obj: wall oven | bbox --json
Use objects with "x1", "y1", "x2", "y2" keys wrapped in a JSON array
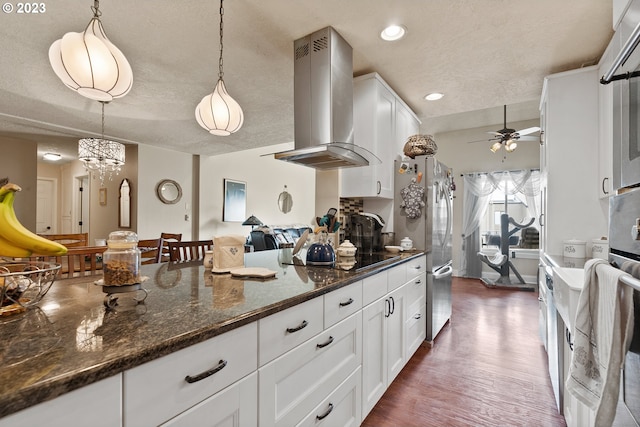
[
  {"x1": 603, "y1": 0, "x2": 640, "y2": 190},
  {"x1": 609, "y1": 189, "x2": 640, "y2": 426}
]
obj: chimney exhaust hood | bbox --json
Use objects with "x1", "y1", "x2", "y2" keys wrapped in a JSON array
[{"x1": 274, "y1": 27, "x2": 379, "y2": 169}]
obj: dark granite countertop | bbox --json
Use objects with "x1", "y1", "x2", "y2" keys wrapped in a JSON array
[{"x1": 0, "y1": 248, "x2": 423, "y2": 418}]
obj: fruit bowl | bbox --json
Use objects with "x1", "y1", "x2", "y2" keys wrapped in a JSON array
[{"x1": 0, "y1": 261, "x2": 61, "y2": 316}]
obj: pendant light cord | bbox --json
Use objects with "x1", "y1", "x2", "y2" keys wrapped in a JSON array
[
  {"x1": 91, "y1": 0, "x2": 101, "y2": 18},
  {"x1": 218, "y1": 0, "x2": 224, "y2": 80}
]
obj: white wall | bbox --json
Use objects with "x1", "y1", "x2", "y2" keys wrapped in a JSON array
[
  {"x1": 433, "y1": 118, "x2": 541, "y2": 276},
  {"x1": 137, "y1": 144, "x2": 194, "y2": 240},
  {"x1": 199, "y1": 142, "x2": 317, "y2": 240},
  {"x1": 0, "y1": 136, "x2": 38, "y2": 229}
]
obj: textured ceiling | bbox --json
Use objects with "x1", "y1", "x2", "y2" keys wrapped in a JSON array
[{"x1": 0, "y1": 0, "x2": 613, "y2": 163}]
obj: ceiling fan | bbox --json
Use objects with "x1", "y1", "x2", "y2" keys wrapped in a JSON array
[{"x1": 469, "y1": 105, "x2": 540, "y2": 153}]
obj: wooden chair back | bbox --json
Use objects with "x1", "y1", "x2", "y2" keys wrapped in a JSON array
[
  {"x1": 138, "y1": 238, "x2": 163, "y2": 264},
  {"x1": 160, "y1": 233, "x2": 182, "y2": 261},
  {"x1": 31, "y1": 246, "x2": 106, "y2": 279},
  {"x1": 37, "y1": 233, "x2": 89, "y2": 248},
  {"x1": 168, "y1": 240, "x2": 213, "y2": 262}
]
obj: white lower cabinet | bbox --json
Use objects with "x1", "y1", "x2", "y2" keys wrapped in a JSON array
[
  {"x1": 405, "y1": 296, "x2": 426, "y2": 357},
  {"x1": 0, "y1": 374, "x2": 122, "y2": 427},
  {"x1": 258, "y1": 311, "x2": 362, "y2": 427},
  {"x1": 1, "y1": 258, "x2": 430, "y2": 427},
  {"x1": 123, "y1": 322, "x2": 258, "y2": 427},
  {"x1": 161, "y1": 372, "x2": 257, "y2": 427},
  {"x1": 296, "y1": 367, "x2": 362, "y2": 427},
  {"x1": 405, "y1": 271, "x2": 427, "y2": 357},
  {"x1": 361, "y1": 281, "x2": 408, "y2": 418}
]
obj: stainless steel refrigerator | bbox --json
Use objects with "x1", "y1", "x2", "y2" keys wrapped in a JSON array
[{"x1": 394, "y1": 157, "x2": 453, "y2": 342}]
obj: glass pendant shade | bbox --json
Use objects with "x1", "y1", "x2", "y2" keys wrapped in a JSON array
[
  {"x1": 195, "y1": 79, "x2": 244, "y2": 136},
  {"x1": 490, "y1": 141, "x2": 502, "y2": 153},
  {"x1": 505, "y1": 140, "x2": 517, "y2": 152},
  {"x1": 49, "y1": 16, "x2": 133, "y2": 102}
]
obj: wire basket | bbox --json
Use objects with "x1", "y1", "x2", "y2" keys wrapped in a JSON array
[
  {"x1": 403, "y1": 134, "x2": 438, "y2": 159},
  {"x1": 0, "y1": 261, "x2": 61, "y2": 316}
]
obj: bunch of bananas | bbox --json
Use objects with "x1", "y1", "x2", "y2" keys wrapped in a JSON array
[{"x1": 0, "y1": 182, "x2": 67, "y2": 258}]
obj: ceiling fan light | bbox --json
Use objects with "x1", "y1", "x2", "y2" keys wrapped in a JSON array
[
  {"x1": 196, "y1": 79, "x2": 244, "y2": 136},
  {"x1": 490, "y1": 141, "x2": 502, "y2": 153},
  {"x1": 505, "y1": 141, "x2": 517, "y2": 152}
]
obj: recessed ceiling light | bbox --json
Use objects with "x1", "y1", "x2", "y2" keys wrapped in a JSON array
[
  {"x1": 43, "y1": 153, "x2": 62, "y2": 161},
  {"x1": 424, "y1": 92, "x2": 444, "y2": 101},
  {"x1": 380, "y1": 25, "x2": 406, "y2": 41}
]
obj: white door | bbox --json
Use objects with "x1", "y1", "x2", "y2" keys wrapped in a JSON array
[{"x1": 36, "y1": 178, "x2": 56, "y2": 234}]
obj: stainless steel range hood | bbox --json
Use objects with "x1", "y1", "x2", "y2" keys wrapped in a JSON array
[{"x1": 274, "y1": 27, "x2": 378, "y2": 169}]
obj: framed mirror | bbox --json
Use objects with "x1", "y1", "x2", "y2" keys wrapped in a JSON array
[
  {"x1": 119, "y1": 178, "x2": 131, "y2": 228},
  {"x1": 277, "y1": 185, "x2": 293, "y2": 213},
  {"x1": 156, "y1": 179, "x2": 182, "y2": 204}
]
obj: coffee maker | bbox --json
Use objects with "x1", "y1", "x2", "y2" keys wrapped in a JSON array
[{"x1": 344, "y1": 213, "x2": 385, "y2": 254}]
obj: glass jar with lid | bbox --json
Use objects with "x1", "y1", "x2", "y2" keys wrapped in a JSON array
[{"x1": 103, "y1": 231, "x2": 141, "y2": 286}]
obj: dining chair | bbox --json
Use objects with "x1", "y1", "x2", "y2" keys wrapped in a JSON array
[
  {"x1": 160, "y1": 233, "x2": 182, "y2": 261},
  {"x1": 36, "y1": 233, "x2": 89, "y2": 248},
  {"x1": 168, "y1": 240, "x2": 213, "y2": 262},
  {"x1": 138, "y1": 238, "x2": 163, "y2": 264},
  {"x1": 31, "y1": 245, "x2": 106, "y2": 279}
]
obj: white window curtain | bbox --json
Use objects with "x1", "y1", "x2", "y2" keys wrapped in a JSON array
[{"x1": 460, "y1": 169, "x2": 541, "y2": 278}]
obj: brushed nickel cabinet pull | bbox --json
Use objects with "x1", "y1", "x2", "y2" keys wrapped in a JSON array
[
  {"x1": 184, "y1": 359, "x2": 227, "y2": 384},
  {"x1": 286, "y1": 320, "x2": 308, "y2": 333}
]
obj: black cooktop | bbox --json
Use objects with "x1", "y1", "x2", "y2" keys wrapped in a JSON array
[{"x1": 345, "y1": 252, "x2": 401, "y2": 271}]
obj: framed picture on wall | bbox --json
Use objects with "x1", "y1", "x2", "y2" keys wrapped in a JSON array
[{"x1": 223, "y1": 179, "x2": 246, "y2": 222}]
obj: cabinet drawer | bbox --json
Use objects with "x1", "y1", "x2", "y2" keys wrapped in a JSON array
[
  {"x1": 259, "y1": 296, "x2": 324, "y2": 366},
  {"x1": 406, "y1": 298, "x2": 426, "y2": 357},
  {"x1": 387, "y1": 264, "x2": 407, "y2": 292},
  {"x1": 296, "y1": 367, "x2": 362, "y2": 427},
  {"x1": 161, "y1": 372, "x2": 257, "y2": 427},
  {"x1": 363, "y1": 270, "x2": 388, "y2": 306},
  {"x1": 324, "y1": 281, "x2": 362, "y2": 328},
  {"x1": 405, "y1": 255, "x2": 427, "y2": 279},
  {"x1": 123, "y1": 322, "x2": 257, "y2": 427},
  {"x1": 259, "y1": 312, "x2": 362, "y2": 427},
  {"x1": 405, "y1": 272, "x2": 426, "y2": 306},
  {"x1": 0, "y1": 375, "x2": 122, "y2": 427}
]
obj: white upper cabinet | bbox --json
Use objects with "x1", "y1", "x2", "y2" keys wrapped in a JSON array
[
  {"x1": 613, "y1": 0, "x2": 634, "y2": 29},
  {"x1": 598, "y1": 31, "x2": 620, "y2": 198},
  {"x1": 539, "y1": 66, "x2": 608, "y2": 256},
  {"x1": 341, "y1": 73, "x2": 419, "y2": 199}
]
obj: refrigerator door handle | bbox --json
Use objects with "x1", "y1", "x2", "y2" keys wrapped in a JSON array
[{"x1": 433, "y1": 265, "x2": 453, "y2": 279}]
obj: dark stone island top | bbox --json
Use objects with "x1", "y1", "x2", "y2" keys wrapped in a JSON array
[{"x1": 0, "y1": 248, "x2": 423, "y2": 418}]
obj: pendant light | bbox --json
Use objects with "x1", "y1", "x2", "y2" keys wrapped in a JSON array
[
  {"x1": 195, "y1": 0, "x2": 244, "y2": 136},
  {"x1": 49, "y1": 0, "x2": 133, "y2": 102},
  {"x1": 78, "y1": 102, "x2": 125, "y2": 187}
]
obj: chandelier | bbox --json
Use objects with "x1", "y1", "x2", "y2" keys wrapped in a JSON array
[
  {"x1": 78, "y1": 102, "x2": 125, "y2": 187},
  {"x1": 195, "y1": 0, "x2": 244, "y2": 135},
  {"x1": 49, "y1": 0, "x2": 133, "y2": 102}
]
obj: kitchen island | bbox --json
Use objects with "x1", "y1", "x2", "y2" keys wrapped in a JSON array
[{"x1": 0, "y1": 248, "x2": 426, "y2": 425}]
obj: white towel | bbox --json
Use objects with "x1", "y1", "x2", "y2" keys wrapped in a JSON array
[{"x1": 565, "y1": 259, "x2": 635, "y2": 427}]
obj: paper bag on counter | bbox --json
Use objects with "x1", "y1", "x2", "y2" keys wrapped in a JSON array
[{"x1": 212, "y1": 235, "x2": 245, "y2": 273}]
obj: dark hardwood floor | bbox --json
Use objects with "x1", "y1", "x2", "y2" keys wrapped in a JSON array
[{"x1": 361, "y1": 277, "x2": 567, "y2": 427}]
